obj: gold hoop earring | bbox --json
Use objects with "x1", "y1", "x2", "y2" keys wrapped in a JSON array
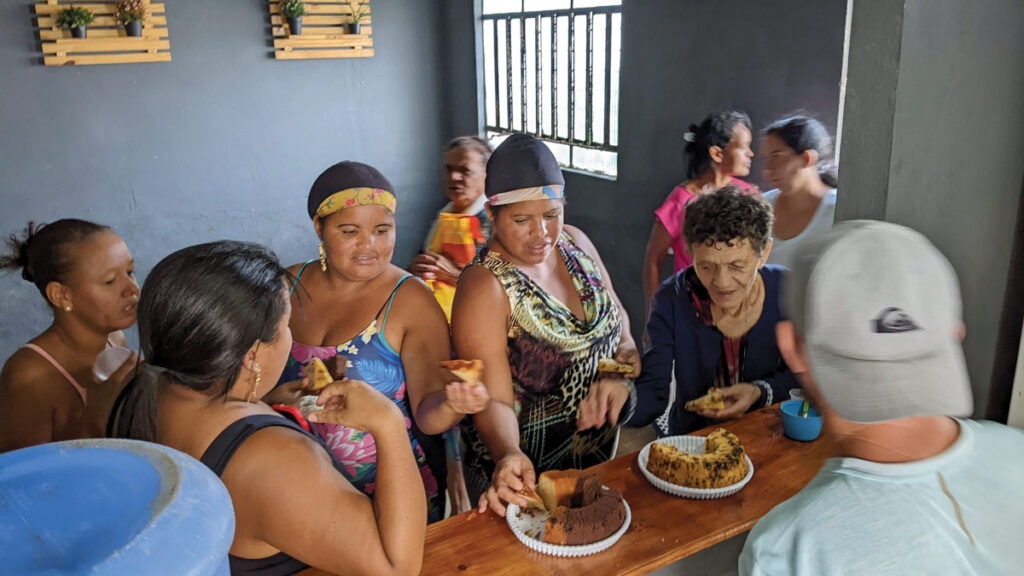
[
  {"x1": 248, "y1": 362, "x2": 261, "y2": 403},
  {"x1": 318, "y1": 241, "x2": 328, "y2": 272}
]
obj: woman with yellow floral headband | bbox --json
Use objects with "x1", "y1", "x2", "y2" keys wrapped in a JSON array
[
  {"x1": 270, "y1": 161, "x2": 490, "y2": 523},
  {"x1": 451, "y1": 135, "x2": 641, "y2": 516}
]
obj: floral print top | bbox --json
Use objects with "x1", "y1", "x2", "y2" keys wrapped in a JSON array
[{"x1": 279, "y1": 270, "x2": 443, "y2": 522}]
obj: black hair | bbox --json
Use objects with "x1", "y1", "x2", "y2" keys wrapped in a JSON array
[
  {"x1": 109, "y1": 241, "x2": 289, "y2": 442},
  {"x1": 763, "y1": 115, "x2": 838, "y2": 187},
  {"x1": 443, "y1": 135, "x2": 493, "y2": 164},
  {"x1": 683, "y1": 185, "x2": 774, "y2": 254},
  {"x1": 0, "y1": 219, "x2": 112, "y2": 305},
  {"x1": 684, "y1": 109, "x2": 752, "y2": 180}
]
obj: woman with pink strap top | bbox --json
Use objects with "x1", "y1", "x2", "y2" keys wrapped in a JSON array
[
  {"x1": 642, "y1": 110, "x2": 757, "y2": 317},
  {"x1": 0, "y1": 219, "x2": 139, "y2": 452}
]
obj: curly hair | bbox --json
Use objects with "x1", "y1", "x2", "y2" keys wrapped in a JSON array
[{"x1": 683, "y1": 185, "x2": 774, "y2": 253}]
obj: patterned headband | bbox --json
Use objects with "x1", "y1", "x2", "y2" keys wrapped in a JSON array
[
  {"x1": 315, "y1": 187, "x2": 397, "y2": 219},
  {"x1": 487, "y1": 185, "x2": 565, "y2": 207}
]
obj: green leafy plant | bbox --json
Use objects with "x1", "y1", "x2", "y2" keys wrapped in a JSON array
[
  {"x1": 55, "y1": 6, "x2": 96, "y2": 29},
  {"x1": 348, "y1": 1, "x2": 368, "y2": 24},
  {"x1": 115, "y1": 0, "x2": 147, "y2": 24},
  {"x1": 280, "y1": 0, "x2": 306, "y2": 19}
]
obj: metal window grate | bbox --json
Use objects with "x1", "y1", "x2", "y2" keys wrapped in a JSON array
[{"x1": 482, "y1": 2, "x2": 621, "y2": 177}]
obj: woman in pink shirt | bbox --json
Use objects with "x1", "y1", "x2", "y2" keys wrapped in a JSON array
[{"x1": 642, "y1": 110, "x2": 755, "y2": 314}]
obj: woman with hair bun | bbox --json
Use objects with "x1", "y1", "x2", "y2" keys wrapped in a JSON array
[
  {"x1": 0, "y1": 219, "x2": 139, "y2": 452},
  {"x1": 759, "y1": 115, "x2": 839, "y2": 269},
  {"x1": 643, "y1": 109, "x2": 756, "y2": 313}
]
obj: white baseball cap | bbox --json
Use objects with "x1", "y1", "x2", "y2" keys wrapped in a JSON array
[{"x1": 785, "y1": 220, "x2": 973, "y2": 423}]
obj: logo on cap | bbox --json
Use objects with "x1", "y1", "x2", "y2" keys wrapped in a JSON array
[{"x1": 873, "y1": 307, "x2": 920, "y2": 334}]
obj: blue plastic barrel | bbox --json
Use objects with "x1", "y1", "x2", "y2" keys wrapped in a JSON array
[{"x1": 0, "y1": 439, "x2": 235, "y2": 575}]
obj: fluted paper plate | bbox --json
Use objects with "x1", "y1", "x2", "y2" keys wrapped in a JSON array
[
  {"x1": 506, "y1": 496, "x2": 631, "y2": 557},
  {"x1": 638, "y1": 435, "x2": 754, "y2": 499}
]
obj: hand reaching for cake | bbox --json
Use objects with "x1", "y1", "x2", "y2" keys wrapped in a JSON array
[
  {"x1": 261, "y1": 377, "x2": 314, "y2": 407},
  {"x1": 577, "y1": 378, "x2": 631, "y2": 430},
  {"x1": 478, "y1": 450, "x2": 537, "y2": 516}
]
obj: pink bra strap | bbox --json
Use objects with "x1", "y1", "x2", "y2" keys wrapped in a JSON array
[{"x1": 22, "y1": 343, "x2": 87, "y2": 405}]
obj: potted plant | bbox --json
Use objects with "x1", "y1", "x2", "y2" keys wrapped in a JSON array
[
  {"x1": 348, "y1": 1, "x2": 367, "y2": 34},
  {"x1": 280, "y1": 0, "x2": 305, "y2": 36},
  {"x1": 55, "y1": 6, "x2": 95, "y2": 39},
  {"x1": 115, "y1": 0, "x2": 147, "y2": 37}
]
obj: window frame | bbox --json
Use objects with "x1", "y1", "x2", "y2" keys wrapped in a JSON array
[{"x1": 480, "y1": 1, "x2": 621, "y2": 178}]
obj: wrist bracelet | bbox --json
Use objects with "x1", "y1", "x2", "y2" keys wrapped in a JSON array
[{"x1": 752, "y1": 380, "x2": 772, "y2": 408}]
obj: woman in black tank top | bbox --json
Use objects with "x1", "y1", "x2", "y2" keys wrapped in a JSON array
[{"x1": 109, "y1": 241, "x2": 426, "y2": 576}]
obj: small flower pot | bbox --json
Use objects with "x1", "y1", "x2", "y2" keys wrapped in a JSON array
[
  {"x1": 349, "y1": 22, "x2": 361, "y2": 34},
  {"x1": 70, "y1": 26, "x2": 87, "y2": 39},
  {"x1": 125, "y1": 20, "x2": 142, "y2": 37},
  {"x1": 287, "y1": 16, "x2": 302, "y2": 36}
]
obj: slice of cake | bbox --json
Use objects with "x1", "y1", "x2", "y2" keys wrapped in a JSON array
[
  {"x1": 440, "y1": 359, "x2": 484, "y2": 385},
  {"x1": 684, "y1": 388, "x2": 726, "y2": 412},
  {"x1": 516, "y1": 484, "x2": 545, "y2": 511},
  {"x1": 308, "y1": 356, "x2": 347, "y2": 390}
]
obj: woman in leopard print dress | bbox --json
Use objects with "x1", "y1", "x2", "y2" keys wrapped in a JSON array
[{"x1": 451, "y1": 134, "x2": 640, "y2": 515}]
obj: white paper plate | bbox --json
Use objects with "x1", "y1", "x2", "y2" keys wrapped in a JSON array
[
  {"x1": 506, "y1": 495, "x2": 631, "y2": 557},
  {"x1": 638, "y1": 435, "x2": 754, "y2": 499}
]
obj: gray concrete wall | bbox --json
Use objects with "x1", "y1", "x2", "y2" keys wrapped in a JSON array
[
  {"x1": 440, "y1": 0, "x2": 484, "y2": 138},
  {"x1": 563, "y1": 0, "x2": 847, "y2": 342},
  {"x1": 838, "y1": 0, "x2": 1024, "y2": 416},
  {"x1": 0, "y1": 0, "x2": 449, "y2": 360},
  {"x1": 834, "y1": 0, "x2": 904, "y2": 220}
]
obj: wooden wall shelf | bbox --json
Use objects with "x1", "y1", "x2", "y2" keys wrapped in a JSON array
[
  {"x1": 269, "y1": 1, "x2": 374, "y2": 60},
  {"x1": 35, "y1": 1, "x2": 171, "y2": 66}
]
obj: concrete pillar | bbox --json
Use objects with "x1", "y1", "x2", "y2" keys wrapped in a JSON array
[{"x1": 837, "y1": 0, "x2": 1024, "y2": 416}]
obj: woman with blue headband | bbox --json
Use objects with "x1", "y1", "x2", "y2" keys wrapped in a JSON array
[{"x1": 450, "y1": 134, "x2": 640, "y2": 516}]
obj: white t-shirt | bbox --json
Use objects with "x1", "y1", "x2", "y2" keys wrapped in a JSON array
[
  {"x1": 762, "y1": 188, "x2": 837, "y2": 269},
  {"x1": 739, "y1": 419, "x2": 1024, "y2": 576}
]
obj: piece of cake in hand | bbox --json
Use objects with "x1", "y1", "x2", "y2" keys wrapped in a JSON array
[
  {"x1": 440, "y1": 359, "x2": 484, "y2": 386},
  {"x1": 516, "y1": 485, "x2": 546, "y2": 511},
  {"x1": 597, "y1": 358, "x2": 633, "y2": 374},
  {"x1": 684, "y1": 388, "x2": 726, "y2": 412},
  {"x1": 308, "y1": 356, "x2": 347, "y2": 390}
]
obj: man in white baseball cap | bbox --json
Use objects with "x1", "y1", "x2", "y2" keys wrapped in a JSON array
[{"x1": 740, "y1": 220, "x2": 1024, "y2": 575}]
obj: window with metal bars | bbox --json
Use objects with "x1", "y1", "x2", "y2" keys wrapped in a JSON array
[{"x1": 481, "y1": 0, "x2": 622, "y2": 178}]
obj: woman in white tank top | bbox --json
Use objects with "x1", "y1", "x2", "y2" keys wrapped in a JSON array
[{"x1": 759, "y1": 116, "x2": 839, "y2": 270}]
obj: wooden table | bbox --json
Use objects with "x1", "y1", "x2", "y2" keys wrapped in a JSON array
[{"x1": 300, "y1": 405, "x2": 833, "y2": 576}]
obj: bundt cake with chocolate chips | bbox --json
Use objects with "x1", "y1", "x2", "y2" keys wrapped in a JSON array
[{"x1": 646, "y1": 428, "x2": 748, "y2": 489}]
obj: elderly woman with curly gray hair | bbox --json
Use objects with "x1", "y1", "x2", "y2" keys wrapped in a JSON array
[{"x1": 628, "y1": 186, "x2": 796, "y2": 436}]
